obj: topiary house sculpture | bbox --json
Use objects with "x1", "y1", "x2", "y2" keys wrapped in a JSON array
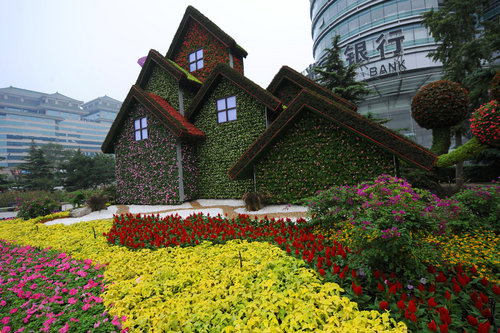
[{"x1": 102, "y1": 5, "x2": 438, "y2": 205}]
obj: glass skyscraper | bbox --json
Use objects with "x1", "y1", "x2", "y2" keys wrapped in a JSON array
[
  {"x1": 0, "y1": 86, "x2": 121, "y2": 168},
  {"x1": 310, "y1": 0, "x2": 446, "y2": 148}
]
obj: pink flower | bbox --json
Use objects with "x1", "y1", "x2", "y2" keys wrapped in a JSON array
[
  {"x1": 1, "y1": 317, "x2": 9, "y2": 325},
  {"x1": 8, "y1": 309, "x2": 16, "y2": 315},
  {"x1": 67, "y1": 298, "x2": 77, "y2": 305},
  {"x1": 58, "y1": 323, "x2": 70, "y2": 333},
  {"x1": 1, "y1": 326, "x2": 11, "y2": 333},
  {"x1": 68, "y1": 288, "x2": 78, "y2": 296}
]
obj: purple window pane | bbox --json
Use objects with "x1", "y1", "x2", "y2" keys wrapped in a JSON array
[
  {"x1": 142, "y1": 129, "x2": 148, "y2": 140},
  {"x1": 218, "y1": 111, "x2": 227, "y2": 123},
  {"x1": 227, "y1": 108, "x2": 237, "y2": 121},
  {"x1": 134, "y1": 119, "x2": 140, "y2": 130},
  {"x1": 135, "y1": 130, "x2": 141, "y2": 141},
  {"x1": 217, "y1": 99, "x2": 226, "y2": 111},
  {"x1": 227, "y1": 96, "x2": 236, "y2": 108},
  {"x1": 141, "y1": 117, "x2": 147, "y2": 128}
]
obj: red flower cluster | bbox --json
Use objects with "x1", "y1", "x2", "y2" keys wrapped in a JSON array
[{"x1": 471, "y1": 100, "x2": 500, "y2": 148}]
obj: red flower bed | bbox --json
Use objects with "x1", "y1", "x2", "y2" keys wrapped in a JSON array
[{"x1": 104, "y1": 213, "x2": 499, "y2": 332}]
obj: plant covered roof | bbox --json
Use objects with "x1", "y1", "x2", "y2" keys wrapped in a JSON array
[
  {"x1": 166, "y1": 6, "x2": 247, "y2": 60},
  {"x1": 101, "y1": 86, "x2": 204, "y2": 153}
]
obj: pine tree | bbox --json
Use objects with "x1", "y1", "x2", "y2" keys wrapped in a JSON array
[
  {"x1": 21, "y1": 140, "x2": 53, "y2": 190},
  {"x1": 313, "y1": 35, "x2": 371, "y2": 105}
]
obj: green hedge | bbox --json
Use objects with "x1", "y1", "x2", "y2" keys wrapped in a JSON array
[
  {"x1": 193, "y1": 78, "x2": 267, "y2": 198},
  {"x1": 255, "y1": 111, "x2": 394, "y2": 203}
]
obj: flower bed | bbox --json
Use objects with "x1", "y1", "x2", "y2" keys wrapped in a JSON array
[
  {"x1": 0, "y1": 187, "x2": 498, "y2": 332},
  {"x1": 0, "y1": 241, "x2": 125, "y2": 332},
  {"x1": 0, "y1": 217, "x2": 404, "y2": 332}
]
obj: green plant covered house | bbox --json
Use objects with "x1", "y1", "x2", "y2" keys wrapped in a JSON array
[{"x1": 102, "y1": 6, "x2": 438, "y2": 205}]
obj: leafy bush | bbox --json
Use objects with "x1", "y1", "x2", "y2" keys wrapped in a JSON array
[
  {"x1": 471, "y1": 100, "x2": 500, "y2": 147},
  {"x1": 451, "y1": 181, "x2": 500, "y2": 232},
  {"x1": 411, "y1": 80, "x2": 469, "y2": 129},
  {"x1": 86, "y1": 193, "x2": 108, "y2": 211},
  {"x1": 68, "y1": 190, "x2": 86, "y2": 208},
  {"x1": 100, "y1": 184, "x2": 117, "y2": 205},
  {"x1": 302, "y1": 175, "x2": 468, "y2": 281},
  {"x1": 16, "y1": 198, "x2": 59, "y2": 220}
]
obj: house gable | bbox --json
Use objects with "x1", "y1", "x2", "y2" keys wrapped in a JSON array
[
  {"x1": 254, "y1": 110, "x2": 395, "y2": 203},
  {"x1": 135, "y1": 49, "x2": 201, "y2": 111},
  {"x1": 166, "y1": 6, "x2": 247, "y2": 81},
  {"x1": 190, "y1": 71, "x2": 274, "y2": 198},
  {"x1": 101, "y1": 85, "x2": 204, "y2": 154},
  {"x1": 229, "y1": 89, "x2": 438, "y2": 181},
  {"x1": 186, "y1": 63, "x2": 282, "y2": 121}
]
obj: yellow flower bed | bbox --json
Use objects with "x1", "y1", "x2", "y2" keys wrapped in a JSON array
[
  {"x1": 317, "y1": 224, "x2": 499, "y2": 283},
  {"x1": 423, "y1": 228, "x2": 499, "y2": 283},
  {"x1": 0, "y1": 218, "x2": 406, "y2": 333}
]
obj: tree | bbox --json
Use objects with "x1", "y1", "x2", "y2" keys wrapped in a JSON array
[
  {"x1": 62, "y1": 150, "x2": 115, "y2": 191},
  {"x1": 21, "y1": 140, "x2": 54, "y2": 191},
  {"x1": 62, "y1": 149, "x2": 94, "y2": 191},
  {"x1": 411, "y1": 80, "x2": 469, "y2": 155},
  {"x1": 0, "y1": 157, "x2": 10, "y2": 191},
  {"x1": 422, "y1": 0, "x2": 500, "y2": 84},
  {"x1": 89, "y1": 153, "x2": 115, "y2": 186},
  {"x1": 40, "y1": 143, "x2": 72, "y2": 187},
  {"x1": 313, "y1": 35, "x2": 371, "y2": 105}
]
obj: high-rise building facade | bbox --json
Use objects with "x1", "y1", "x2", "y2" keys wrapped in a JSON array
[
  {"x1": 0, "y1": 86, "x2": 121, "y2": 168},
  {"x1": 311, "y1": 0, "x2": 445, "y2": 148}
]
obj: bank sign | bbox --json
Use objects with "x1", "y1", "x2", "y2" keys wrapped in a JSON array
[{"x1": 343, "y1": 29, "x2": 406, "y2": 78}]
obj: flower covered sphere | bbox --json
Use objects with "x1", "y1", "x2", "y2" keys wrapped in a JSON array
[
  {"x1": 411, "y1": 80, "x2": 469, "y2": 129},
  {"x1": 471, "y1": 100, "x2": 500, "y2": 147}
]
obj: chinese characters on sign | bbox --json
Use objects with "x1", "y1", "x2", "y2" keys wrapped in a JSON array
[{"x1": 344, "y1": 29, "x2": 406, "y2": 78}]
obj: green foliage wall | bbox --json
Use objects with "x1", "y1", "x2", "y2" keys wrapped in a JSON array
[
  {"x1": 193, "y1": 78, "x2": 267, "y2": 198},
  {"x1": 115, "y1": 104, "x2": 199, "y2": 204},
  {"x1": 255, "y1": 112, "x2": 394, "y2": 203},
  {"x1": 144, "y1": 67, "x2": 180, "y2": 110}
]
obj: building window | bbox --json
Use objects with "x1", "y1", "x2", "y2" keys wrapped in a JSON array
[
  {"x1": 217, "y1": 96, "x2": 237, "y2": 123},
  {"x1": 134, "y1": 117, "x2": 148, "y2": 141},
  {"x1": 189, "y1": 49, "x2": 204, "y2": 72}
]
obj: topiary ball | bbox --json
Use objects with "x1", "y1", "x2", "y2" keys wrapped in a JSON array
[
  {"x1": 491, "y1": 69, "x2": 500, "y2": 101},
  {"x1": 471, "y1": 100, "x2": 500, "y2": 147},
  {"x1": 411, "y1": 80, "x2": 469, "y2": 129}
]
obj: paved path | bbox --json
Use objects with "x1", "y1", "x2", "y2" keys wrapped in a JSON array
[{"x1": 44, "y1": 199, "x2": 309, "y2": 226}]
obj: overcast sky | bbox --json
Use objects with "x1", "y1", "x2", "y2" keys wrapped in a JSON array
[{"x1": 0, "y1": 0, "x2": 314, "y2": 103}]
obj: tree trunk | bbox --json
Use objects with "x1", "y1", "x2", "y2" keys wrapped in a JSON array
[
  {"x1": 431, "y1": 127, "x2": 451, "y2": 156},
  {"x1": 455, "y1": 132, "x2": 464, "y2": 189}
]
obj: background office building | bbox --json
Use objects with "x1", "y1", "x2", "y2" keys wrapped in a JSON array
[
  {"x1": 0, "y1": 86, "x2": 121, "y2": 168},
  {"x1": 310, "y1": 0, "x2": 499, "y2": 148},
  {"x1": 310, "y1": 0, "x2": 449, "y2": 148}
]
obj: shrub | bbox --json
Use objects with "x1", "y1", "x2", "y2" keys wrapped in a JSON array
[
  {"x1": 16, "y1": 198, "x2": 59, "y2": 220},
  {"x1": 490, "y1": 68, "x2": 500, "y2": 101},
  {"x1": 86, "y1": 193, "x2": 108, "y2": 211},
  {"x1": 411, "y1": 80, "x2": 469, "y2": 129},
  {"x1": 68, "y1": 190, "x2": 86, "y2": 208},
  {"x1": 471, "y1": 100, "x2": 500, "y2": 147},
  {"x1": 303, "y1": 175, "x2": 467, "y2": 281},
  {"x1": 100, "y1": 184, "x2": 117, "y2": 204},
  {"x1": 451, "y1": 181, "x2": 500, "y2": 232}
]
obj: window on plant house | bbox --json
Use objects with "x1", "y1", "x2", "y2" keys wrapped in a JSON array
[
  {"x1": 134, "y1": 117, "x2": 148, "y2": 141},
  {"x1": 189, "y1": 49, "x2": 204, "y2": 72},
  {"x1": 217, "y1": 96, "x2": 237, "y2": 123}
]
